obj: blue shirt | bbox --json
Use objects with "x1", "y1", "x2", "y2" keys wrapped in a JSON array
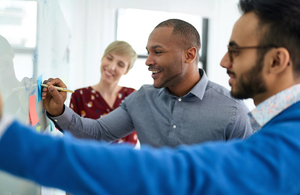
[
  {"x1": 48, "y1": 69, "x2": 252, "y2": 147},
  {"x1": 0, "y1": 94, "x2": 300, "y2": 194}
]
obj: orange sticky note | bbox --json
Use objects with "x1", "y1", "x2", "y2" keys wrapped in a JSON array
[{"x1": 29, "y1": 95, "x2": 39, "y2": 126}]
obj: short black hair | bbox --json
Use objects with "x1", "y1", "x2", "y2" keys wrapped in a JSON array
[
  {"x1": 155, "y1": 19, "x2": 201, "y2": 62},
  {"x1": 239, "y1": 0, "x2": 300, "y2": 76}
]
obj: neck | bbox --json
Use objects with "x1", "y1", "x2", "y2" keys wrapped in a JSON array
[
  {"x1": 253, "y1": 75, "x2": 299, "y2": 106},
  {"x1": 168, "y1": 67, "x2": 200, "y2": 97},
  {"x1": 93, "y1": 80, "x2": 121, "y2": 96}
]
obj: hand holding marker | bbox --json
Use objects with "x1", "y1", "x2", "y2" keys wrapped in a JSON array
[{"x1": 41, "y1": 84, "x2": 74, "y2": 93}]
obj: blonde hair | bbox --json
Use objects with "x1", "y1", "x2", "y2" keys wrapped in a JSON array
[{"x1": 102, "y1": 41, "x2": 137, "y2": 71}]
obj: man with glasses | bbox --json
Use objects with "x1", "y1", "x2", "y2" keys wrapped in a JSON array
[
  {"x1": 0, "y1": 0, "x2": 300, "y2": 194},
  {"x1": 41, "y1": 19, "x2": 252, "y2": 148}
]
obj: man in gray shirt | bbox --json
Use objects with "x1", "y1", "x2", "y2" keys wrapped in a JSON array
[{"x1": 42, "y1": 19, "x2": 252, "y2": 147}]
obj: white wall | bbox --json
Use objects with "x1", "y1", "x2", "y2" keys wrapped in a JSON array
[{"x1": 56, "y1": 0, "x2": 255, "y2": 109}]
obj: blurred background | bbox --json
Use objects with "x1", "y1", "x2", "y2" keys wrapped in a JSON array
[{"x1": 0, "y1": 0, "x2": 255, "y2": 194}]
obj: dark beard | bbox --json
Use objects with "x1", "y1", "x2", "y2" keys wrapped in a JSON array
[{"x1": 231, "y1": 56, "x2": 267, "y2": 99}]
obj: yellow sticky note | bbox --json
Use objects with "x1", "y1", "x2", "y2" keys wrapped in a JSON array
[{"x1": 36, "y1": 126, "x2": 41, "y2": 133}]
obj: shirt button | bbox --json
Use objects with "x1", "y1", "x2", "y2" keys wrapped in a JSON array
[
  {"x1": 54, "y1": 119, "x2": 58, "y2": 122},
  {"x1": 173, "y1": 125, "x2": 176, "y2": 129},
  {"x1": 178, "y1": 98, "x2": 182, "y2": 102}
]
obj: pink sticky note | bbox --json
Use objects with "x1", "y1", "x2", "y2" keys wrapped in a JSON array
[{"x1": 29, "y1": 95, "x2": 39, "y2": 126}]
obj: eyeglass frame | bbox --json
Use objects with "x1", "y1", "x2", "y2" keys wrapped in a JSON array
[{"x1": 227, "y1": 45, "x2": 278, "y2": 63}]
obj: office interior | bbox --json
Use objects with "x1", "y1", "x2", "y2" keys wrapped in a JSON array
[{"x1": 0, "y1": 0, "x2": 255, "y2": 194}]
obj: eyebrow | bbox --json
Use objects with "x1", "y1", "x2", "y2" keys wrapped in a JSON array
[
  {"x1": 146, "y1": 45, "x2": 164, "y2": 51},
  {"x1": 228, "y1": 41, "x2": 238, "y2": 47}
]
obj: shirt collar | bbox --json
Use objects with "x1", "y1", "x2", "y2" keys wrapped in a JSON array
[
  {"x1": 158, "y1": 69, "x2": 208, "y2": 99},
  {"x1": 248, "y1": 83, "x2": 300, "y2": 132}
]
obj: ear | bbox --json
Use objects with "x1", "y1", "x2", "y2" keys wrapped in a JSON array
[
  {"x1": 267, "y1": 47, "x2": 290, "y2": 74},
  {"x1": 185, "y1": 47, "x2": 197, "y2": 64}
]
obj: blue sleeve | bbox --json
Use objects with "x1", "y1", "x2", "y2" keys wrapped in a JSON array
[{"x1": 0, "y1": 120, "x2": 299, "y2": 194}]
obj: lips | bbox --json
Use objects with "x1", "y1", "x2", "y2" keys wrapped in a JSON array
[
  {"x1": 227, "y1": 71, "x2": 236, "y2": 85},
  {"x1": 104, "y1": 70, "x2": 114, "y2": 77},
  {"x1": 149, "y1": 69, "x2": 162, "y2": 79},
  {"x1": 152, "y1": 72, "x2": 161, "y2": 79}
]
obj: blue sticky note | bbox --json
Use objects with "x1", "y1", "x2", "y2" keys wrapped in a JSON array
[
  {"x1": 50, "y1": 120, "x2": 55, "y2": 132},
  {"x1": 38, "y1": 75, "x2": 42, "y2": 102}
]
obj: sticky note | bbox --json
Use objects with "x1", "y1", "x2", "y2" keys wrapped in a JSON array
[
  {"x1": 36, "y1": 126, "x2": 41, "y2": 133},
  {"x1": 38, "y1": 75, "x2": 42, "y2": 102},
  {"x1": 50, "y1": 120, "x2": 55, "y2": 132},
  {"x1": 29, "y1": 95, "x2": 39, "y2": 126}
]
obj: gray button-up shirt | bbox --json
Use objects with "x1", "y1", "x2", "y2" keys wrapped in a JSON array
[{"x1": 48, "y1": 69, "x2": 252, "y2": 147}]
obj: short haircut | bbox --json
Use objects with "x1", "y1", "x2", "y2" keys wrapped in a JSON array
[
  {"x1": 155, "y1": 19, "x2": 201, "y2": 63},
  {"x1": 239, "y1": 0, "x2": 300, "y2": 76},
  {"x1": 102, "y1": 41, "x2": 137, "y2": 71}
]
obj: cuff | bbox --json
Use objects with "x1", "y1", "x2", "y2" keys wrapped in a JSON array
[{"x1": 46, "y1": 105, "x2": 74, "y2": 131}]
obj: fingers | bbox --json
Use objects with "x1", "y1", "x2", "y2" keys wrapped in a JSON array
[
  {"x1": 41, "y1": 78, "x2": 66, "y2": 116},
  {"x1": 41, "y1": 78, "x2": 68, "y2": 100},
  {"x1": 47, "y1": 85, "x2": 63, "y2": 104},
  {"x1": 44, "y1": 78, "x2": 67, "y2": 88},
  {"x1": 41, "y1": 85, "x2": 48, "y2": 100}
]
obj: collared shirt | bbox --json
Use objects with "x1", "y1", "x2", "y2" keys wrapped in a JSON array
[
  {"x1": 48, "y1": 69, "x2": 252, "y2": 147},
  {"x1": 248, "y1": 83, "x2": 300, "y2": 132}
]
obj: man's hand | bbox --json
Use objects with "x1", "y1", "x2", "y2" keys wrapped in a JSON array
[{"x1": 41, "y1": 78, "x2": 67, "y2": 116}]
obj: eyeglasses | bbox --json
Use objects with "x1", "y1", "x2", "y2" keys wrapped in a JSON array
[{"x1": 227, "y1": 45, "x2": 278, "y2": 63}]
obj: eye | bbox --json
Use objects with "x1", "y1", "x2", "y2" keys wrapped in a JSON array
[
  {"x1": 155, "y1": 50, "x2": 162, "y2": 54},
  {"x1": 118, "y1": 63, "x2": 125, "y2": 68},
  {"x1": 230, "y1": 48, "x2": 239, "y2": 55},
  {"x1": 107, "y1": 56, "x2": 113, "y2": 61}
]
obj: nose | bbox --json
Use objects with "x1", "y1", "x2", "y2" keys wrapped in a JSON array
[
  {"x1": 109, "y1": 62, "x2": 117, "y2": 70},
  {"x1": 145, "y1": 54, "x2": 154, "y2": 67},
  {"x1": 220, "y1": 52, "x2": 232, "y2": 69}
]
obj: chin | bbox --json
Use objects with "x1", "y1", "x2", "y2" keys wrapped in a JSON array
[
  {"x1": 153, "y1": 82, "x2": 163, "y2": 89},
  {"x1": 153, "y1": 84, "x2": 162, "y2": 89},
  {"x1": 230, "y1": 90, "x2": 250, "y2": 100}
]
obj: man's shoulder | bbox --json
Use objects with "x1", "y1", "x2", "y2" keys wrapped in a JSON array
[
  {"x1": 136, "y1": 84, "x2": 161, "y2": 94},
  {"x1": 206, "y1": 80, "x2": 241, "y2": 104},
  {"x1": 124, "y1": 84, "x2": 161, "y2": 101},
  {"x1": 120, "y1": 84, "x2": 161, "y2": 109}
]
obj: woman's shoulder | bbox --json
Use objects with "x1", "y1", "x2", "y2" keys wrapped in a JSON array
[
  {"x1": 73, "y1": 86, "x2": 94, "y2": 95},
  {"x1": 120, "y1": 86, "x2": 136, "y2": 96}
]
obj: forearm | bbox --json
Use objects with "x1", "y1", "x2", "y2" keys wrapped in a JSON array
[
  {"x1": 0, "y1": 120, "x2": 104, "y2": 194},
  {"x1": 0, "y1": 120, "x2": 295, "y2": 194},
  {"x1": 0, "y1": 120, "x2": 206, "y2": 195},
  {"x1": 47, "y1": 105, "x2": 135, "y2": 141}
]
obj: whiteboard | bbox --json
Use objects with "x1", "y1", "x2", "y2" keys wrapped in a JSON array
[{"x1": 0, "y1": 0, "x2": 70, "y2": 194}]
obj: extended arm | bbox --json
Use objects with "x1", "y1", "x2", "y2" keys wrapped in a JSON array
[
  {"x1": 0, "y1": 118, "x2": 299, "y2": 195},
  {"x1": 47, "y1": 105, "x2": 135, "y2": 141}
]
